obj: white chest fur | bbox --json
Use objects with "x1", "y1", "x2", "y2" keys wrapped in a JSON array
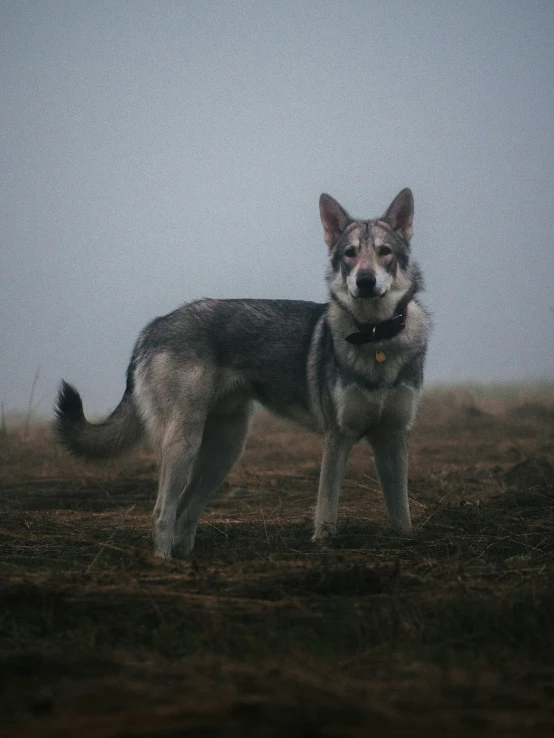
[{"x1": 334, "y1": 382, "x2": 419, "y2": 437}]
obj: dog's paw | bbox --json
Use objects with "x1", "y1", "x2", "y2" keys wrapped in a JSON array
[
  {"x1": 312, "y1": 526, "x2": 336, "y2": 546},
  {"x1": 313, "y1": 538, "x2": 332, "y2": 551}
]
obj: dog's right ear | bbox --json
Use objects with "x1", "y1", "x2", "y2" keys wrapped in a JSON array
[{"x1": 319, "y1": 194, "x2": 351, "y2": 248}]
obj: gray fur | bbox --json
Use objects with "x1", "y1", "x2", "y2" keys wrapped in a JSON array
[{"x1": 55, "y1": 188, "x2": 430, "y2": 558}]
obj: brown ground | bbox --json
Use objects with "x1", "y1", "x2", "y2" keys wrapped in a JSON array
[{"x1": 1, "y1": 386, "x2": 553, "y2": 736}]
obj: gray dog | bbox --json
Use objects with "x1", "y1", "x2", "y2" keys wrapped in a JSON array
[{"x1": 56, "y1": 188, "x2": 430, "y2": 558}]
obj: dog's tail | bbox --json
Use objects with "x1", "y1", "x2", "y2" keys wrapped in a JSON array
[{"x1": 54, "y1": 378, "x2": 143, "y2": 461}]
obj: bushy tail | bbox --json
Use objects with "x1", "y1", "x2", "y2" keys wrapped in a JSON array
[{"x1": 54, "y1": 380, "x2": 143, "y2": 461}]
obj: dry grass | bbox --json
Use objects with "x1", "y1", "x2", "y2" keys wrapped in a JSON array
[{"x1": 1, "y1": 384, "x2": 553, "y2": 736}]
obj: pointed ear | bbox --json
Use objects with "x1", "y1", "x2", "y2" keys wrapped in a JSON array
[
  {"x1": 382, "y1": 188, "x2": 414, "y2": 242},
  {"x1": 319, "y1": 194, "x2": 351, "y2": 248}
]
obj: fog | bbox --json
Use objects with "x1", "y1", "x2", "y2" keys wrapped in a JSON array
[{"x1": 1, "y1": 1, "x2": 553, "y2": 415}]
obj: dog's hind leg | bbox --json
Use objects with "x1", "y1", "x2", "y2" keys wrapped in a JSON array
[
  {"x1": 368, "y1": 430, "x2": 411, "y2": 534},
  {"x1": 153, "y1": 412, "x2": 206, "y2": 559},
  {"x1": 172, "y1": 405, "x2": 251, "y2": 558},
  {"x1": 313, "y1": 431, "x2": 354, "y2": 541}
]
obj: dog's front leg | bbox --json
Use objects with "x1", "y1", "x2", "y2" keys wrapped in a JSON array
[
  {"x1": 369, "y1": 429, "x2": 411, "y2": 534},
  {"x1": 313, "y1": 431, "x2": 354, "y2": 541}
]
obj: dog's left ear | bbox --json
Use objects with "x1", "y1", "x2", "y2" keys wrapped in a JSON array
[
  {"x1": 319, "y1": 194, "x2": 351, "y2": 248},
  {"x1": 382, "y1": 188, "x2": 414, "y2": 242}
]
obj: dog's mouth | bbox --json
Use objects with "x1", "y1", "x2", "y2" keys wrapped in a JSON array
[{"x1": 350, "y1": 288, "x2": 389, "y2": 300}]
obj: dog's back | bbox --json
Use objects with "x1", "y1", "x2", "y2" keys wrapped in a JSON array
[{"x1": 134, "y1": 298, "x2": 327, "y2": 426}]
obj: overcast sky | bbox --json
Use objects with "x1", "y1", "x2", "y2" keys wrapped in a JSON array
[{"x1": 1, "y1": 0, "x2": 553, "y2": 415}]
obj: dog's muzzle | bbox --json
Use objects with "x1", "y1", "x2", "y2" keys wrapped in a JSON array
[{"x1": 354, "y1": 271, "x2": 386, "y2": 298}]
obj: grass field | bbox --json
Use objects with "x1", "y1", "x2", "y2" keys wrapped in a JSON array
[{"x1": 1, "y1": 385, "x2": 553, "y2": 736}]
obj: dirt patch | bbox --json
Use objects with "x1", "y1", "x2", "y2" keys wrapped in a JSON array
[{"x1": 1, "y1": 387, "x2": 554, "y2": 735}]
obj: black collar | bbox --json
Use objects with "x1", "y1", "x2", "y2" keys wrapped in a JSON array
[
  {"x1": 345, "y1": 307, "x2": 408, "y2": 345},
  {"x1": 329, "y1": 290, "x2": 414, "y2": 345}
]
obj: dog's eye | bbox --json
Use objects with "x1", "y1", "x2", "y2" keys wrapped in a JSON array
[
  {"x1": 379, "y1": 246, "x2": 392, "y2": 256},
  {"x1": 344, "y1": 248, "x2": 356, "y2": 258}
]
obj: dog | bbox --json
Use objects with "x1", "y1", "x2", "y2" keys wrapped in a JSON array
[{"x1": 55, "y1": 188, "x2": 430, "y2": 559}]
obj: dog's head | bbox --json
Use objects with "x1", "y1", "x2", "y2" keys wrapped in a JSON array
[{"x1": 320, "y1": 189, "x2": 414, "y2": 301}]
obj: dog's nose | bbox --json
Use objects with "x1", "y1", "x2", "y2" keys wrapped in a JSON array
[{"x1": 356, "y1": 271, "x2": 377, "y2": 296}]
